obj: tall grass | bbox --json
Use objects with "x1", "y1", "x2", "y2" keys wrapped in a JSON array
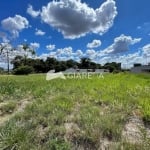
[{"x1": 0, "y1": 73, "x2": 150, "y2": 149}]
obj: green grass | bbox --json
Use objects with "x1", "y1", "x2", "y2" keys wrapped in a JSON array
[
  {"x1": 0, "y1": 101, "x2": 17, "y2": 115},
  {"x1": 0, "y1": 73, "x2": 150, "y2": 149}
]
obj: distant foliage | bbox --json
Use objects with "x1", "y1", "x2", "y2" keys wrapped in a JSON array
[
  {"x1": 13, "y1": 65, "x2": 33, "y2": 75},
  {"x1": 11, "y1": 56, "x2": 122, "y2": 74},
  {"x1": 0, "y1": 67, "x2": 4, "y2": 74}
]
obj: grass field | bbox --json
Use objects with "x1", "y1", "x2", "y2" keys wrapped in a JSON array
[{"x1": 0, "y1": 73, "x2": 150, "y2": 150}]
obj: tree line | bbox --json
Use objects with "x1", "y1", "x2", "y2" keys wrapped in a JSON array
[
  {"x1": 11, "y1": 56, "x2": 121, "y2": 74},
  {"x1": 0, "y1": 43, "x2": 122, "y2": 75}
]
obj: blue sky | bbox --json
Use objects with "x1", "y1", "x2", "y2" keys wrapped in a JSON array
[{"x1": 0, "y1": 0, "x2": 150, "y2": 68}]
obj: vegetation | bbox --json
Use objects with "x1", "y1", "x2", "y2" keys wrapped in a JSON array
[
  {"x1": 1, "y1": 42, "x2": 122, "y2": 74},
  {"x1": 0, "y1": 73, "x2": 149, "y2": 149},
  {"x1": 0, "y1": 67, "x2": 5, "y2": 74},
  {"x1": 13, "y1": 65, "x2": 34, "y2": 75},
  {"x1": 0, "y1": 43, "x2": 12, "y2": 74},
  {"x1": 11, "y1": 56, "x2": 122, "y2": 74}
]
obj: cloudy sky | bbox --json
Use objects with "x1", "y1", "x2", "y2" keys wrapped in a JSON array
[{"x1": 0, "y1": 0, "x2": 150, "y2": 68}]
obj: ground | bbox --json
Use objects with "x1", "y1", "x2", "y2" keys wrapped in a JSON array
[{"x1": 0, "y1": 73, "x2": 150, "y2": 150}]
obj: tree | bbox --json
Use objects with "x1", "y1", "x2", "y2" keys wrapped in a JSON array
[
  {"x1": 22, "y1": 44, "x2": 35, "y2": 65},
  {"x1": 59, "y1": 61, "x2": 67, "y2": 71},
  {"x1": 0, "y1": 43, "x2": 14, "y2": 74},
  {"x1": 134, "y1": 63, "x2": 142, "y2": 67},
  {"x1": 33, "y1": 59, "x2": 47, "y2": 73},
  {"x1": 0, "y1": 67, "x2": 4, "y2": 74},
  {"x1": 11, "y1": 55, "x2": 24, "y2": 69},
  {"x1": 104, "y1": 62, "x2": 121, "y2": 72},
  {"x1": 66, "y1": 59, "x2": 76, "y2": 68},
  {"x1": 45, "y1": 57, "x2": 58, "y2": 71},
  {"x1": 90, "y1": 62, "x2": 98, "y2": 70},
  {"x1": 80, "y1": 57, "x2": 91, "y2": 69},
  {"x1": 13, "y1": 65, "x2": 34, "y2": 75}
]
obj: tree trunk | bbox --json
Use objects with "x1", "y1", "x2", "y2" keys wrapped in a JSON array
[{"x1": 7, "y1": 50, "x2": 9, "y2": 74}]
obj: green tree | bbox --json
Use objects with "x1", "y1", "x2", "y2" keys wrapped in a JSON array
[
  {"x1": 66, "y1": 59, "x2": 76, "y2": 68},
  {"x1": 33, "y1": 59, "x2": 47, "y2": 73},
  {"x1": 45, "y1": 57, "x2": 58, "y2": 71},
  {"x1": 80, "y1": 57, "x2": 91, "y2": 69},
  {"x1": 11, "y1": 55, "x2": 24, "y2": 69}
]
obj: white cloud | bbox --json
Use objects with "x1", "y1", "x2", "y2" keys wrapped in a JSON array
[
  {"x1": 76, "y1": 49, "x2": 83, "y2": 57},
  {"x1": 87, "y1": 39, "x2": 101, "y2": 48},
  {"x1": 49, "y1": 52, "x2": 57, "y2": 58},
  {"x1": 142, "y1": 44, "x2": 150, "y2": 57},
  {"x1": 40, "y1": 0, "x2": 117, "y2": 39},
  {"x1": 86, "y1": 49, "x2": 97, "y2": 59},
  {"x1": 0, "y1": 43, "x2": 25, "y2": 69},
  {"x1": 39, "y1": 47, "x2": 84, "y2": 61},
  {"x1": 102, "y1": 34, "x2": 141, "y2": 54},
  {"x1": 94, "y1": 51, "x2": 144, "y2": 68},
  {"x1": 36, "y1": 43, "x2": 149, "y2": 69},
  {"x1": 38, "y1": 53, "x2": 50, "y2": 60},
  {"x1": 56, "y1": 47, "x2": 73, "y2": 56},
  {"x1": 27, "y1": 5, "x2": 40, "y2": 18},
  {"x1": 10, "y1": 44, "x2": 35, "y2": 59},
  {"x1": 35, "y1": 29, "x2": 45, "y2": 36},
  {"x1": 1, "y1": 15, "x2": 29, "y2": 38},
  {"x1": 30, "y1": 42, "x2": 40, "y2": 49},
  {"x1": 0, "y1": 32, "x2": 9, "y2": 42},
  {"x1": 46, "y1": 44, "x2": 56, "y2": 51}
]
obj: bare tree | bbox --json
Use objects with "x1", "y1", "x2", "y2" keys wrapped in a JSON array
[
  {"x1": 0, "y1": 43, "x2": 14, "y2": 74},
  {"x1": 22, "y1": 44, "x2": 35, "y2": 65}
]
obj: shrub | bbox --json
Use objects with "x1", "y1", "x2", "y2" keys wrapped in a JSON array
[
  {"x1": 113, "y1": 70, "x2": 120, "y2": 74},
  {"x1": 13, "y1": 65, "x2": 33, "y2": 75},
  {"x1": 0, "y1": 67, "x2": 5, "y2": 74}
]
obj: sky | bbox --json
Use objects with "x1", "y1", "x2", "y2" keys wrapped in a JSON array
[{"x1": 0, "y1": 0, "x2": 150, "y2": 69}]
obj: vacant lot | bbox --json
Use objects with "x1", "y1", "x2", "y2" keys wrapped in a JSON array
[{"x1": 0, "y1": 73, "x2": 150, "y2": 149}]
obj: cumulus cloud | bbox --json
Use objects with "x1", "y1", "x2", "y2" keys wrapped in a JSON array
[
  {"x1": 102, "y1": 34, "x2": 141, "y2": 54},
  {"x1": 35, "y1": 29, "x2": 45, "y2": 36},
  {"x1": 39, "y1": 46, "x2": 75, "y2": 61},
  {"x1": 87, "y1": 39, "x2": 101, "y2": 48},
  {"x1": 0, "y1": 43, "x2": 27, "y2": 69},
  {"x1": 37, "y1": 43, "x2": 149, "y2": 69},
  {"x1": 56, "y1": 47, "x2": 73, "y2": 56},
  {"x1": 46, "y1": 44, "x2": 56, "y2": 51},
  {"x1": 94, "y1": 51, "x2": 144, "y2": 68},
  {"x1": 1, "y1": 15, "x2": 29, "y2": 38},
  {"x1": 76, "y1": 49, "x2": 83, "y2": 57},
  {"x1": 0, "y1": 32, "x2": 9, "y2": 42},
  {"x1": 86, "y1": 49, "x2": 97, "y2": 59},
  {"x1": 30, "y1": 42, "x2": 40, "y2": 49},
  {"x1": 27, "y1": 5, "x2": 40, "y2": 18},
  {"x1": 39, "y1": 0, "x2": 117, "y2": 39},
  {"x1": 142, "y1": 44, "x2": 150, "y2": 57},
  {"x1": 38, "y1": 53, "x2": 51, "y2": 60}
]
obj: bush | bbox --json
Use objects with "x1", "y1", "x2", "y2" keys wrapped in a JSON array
[
  {"x1": 13, "y1": 65, "x2": 33, "y2": 75},
  {"x1": 0, "y1": 67, "x2": 5, "y2": 74},
  {"x1": 113, "y1": 70, "x2": 120, "y2": 74}
]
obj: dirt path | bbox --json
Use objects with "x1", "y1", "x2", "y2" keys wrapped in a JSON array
[
  {"x1": 64, "y1": 102, "x2": 80, "y2": 141},
  {"x1": 122, "y1": 115, "x2": 150, "y2": 144},
  {"x1": 0, "y1": 98, "x2": 31, "y2": 126}
]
